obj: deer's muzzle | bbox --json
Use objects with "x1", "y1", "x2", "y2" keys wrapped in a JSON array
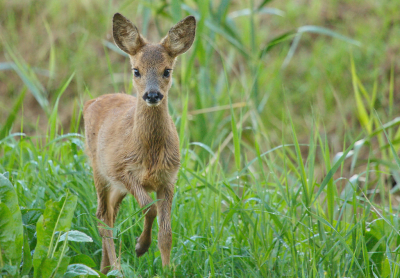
[{"x1": 143, "y1": 91, "x2": 164, "y2": 106}]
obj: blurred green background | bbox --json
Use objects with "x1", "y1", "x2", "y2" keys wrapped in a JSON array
[
  {"x1": 1, "y1": 0, "x2": 398, "y2": 147},
  {"x1": 1, "y1": 0, "x2": 400, "y2": 277}
]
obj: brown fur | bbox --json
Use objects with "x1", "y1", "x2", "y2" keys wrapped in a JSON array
[{"x1": 83, "y1": 13, "x2": 196, "y2": 274}]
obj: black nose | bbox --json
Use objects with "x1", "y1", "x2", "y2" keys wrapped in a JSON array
[{"x1": 143, "y1": 91, "x2": 164, "y2": 104}]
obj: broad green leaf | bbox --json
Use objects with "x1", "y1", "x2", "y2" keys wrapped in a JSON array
[
  {"x1": 64, "y1": 264, "x2": 99, "y2": 278},
  {"x1": 21, "y1": 228, "x2": 33, "y2": 275},
  {"x1": 58, "y1": 230, "x2": 93, "y2": 243},
  {"x1": 33, "y1": 192, "x2": 77, "y2": 278},
  {"x1": 0, "y1": 204, "x2": 19, "y2": 277},
  {"x1": 69, "y1": 254, "x2": 96, "y2": 268},
  {"x1": 364, "y1": 230, "x2": 385, "y2": 276},
  {"x1": 107, "y1": 269, "x2": 122, "y2": 277},
  {"x1": 381, "y1": 258, "x2": 390, "y2": 278},
  {"x1": 40, "y1": 252, "x2": 70, "y2": 278},
  {"x1": 0, "y1": 173, "x2": 23, "y2": 268},
  {"x1": 0, "y1": 263, "x2": 18, "y2": 277}
]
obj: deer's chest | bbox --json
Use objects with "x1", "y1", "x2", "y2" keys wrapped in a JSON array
[
  {"x1": 127, "y1": 158, "x2": 179, "y2": 192},
  {"x1": 104, "y1": 130, "x2": 180, "y2": 192}
]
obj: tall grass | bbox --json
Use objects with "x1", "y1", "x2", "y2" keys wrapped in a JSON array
[
  {"x1": 2, "y1": 94, "x2": 400, "y2": 277},
  {"x1": 1, "y1": 0, "x2": 400, "y2": 277}
]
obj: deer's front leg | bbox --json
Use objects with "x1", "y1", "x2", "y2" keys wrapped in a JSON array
[
  {"x1": 126, "y1": 179, "x2": 157, "y2": 257},
  {"x1": 156, "y1": 185, "x2": 174, "y2": 267}
]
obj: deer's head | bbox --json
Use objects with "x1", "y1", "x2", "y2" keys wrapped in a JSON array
[{"x1": 113, "y1": 13, "x2": 196, "y2": 107}]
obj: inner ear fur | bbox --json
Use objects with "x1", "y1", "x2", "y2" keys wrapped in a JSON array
[
  {"x1": 161, "y1": 16, "x2": 196, "y2": 57},
  {"x1": 113, "y1": 13, "x2": 146, "y2": 55}
]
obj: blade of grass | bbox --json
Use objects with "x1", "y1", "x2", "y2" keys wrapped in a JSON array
[{"x1": 0, "y1": 87, "x2": 26, "y2": 140}]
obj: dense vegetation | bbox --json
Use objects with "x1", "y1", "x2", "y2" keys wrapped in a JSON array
[{"x1": 1, "y1": 0, "x2": 400, "y2": 277}]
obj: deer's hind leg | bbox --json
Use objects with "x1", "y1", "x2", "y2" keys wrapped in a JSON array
[
  {"x1": 95, "y1": 173, "x2": 126, "y2": 274},
  {"x1": 157, "y1": 185, "x2": 174, "y2": 267}
]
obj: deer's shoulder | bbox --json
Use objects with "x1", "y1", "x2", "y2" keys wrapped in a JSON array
[{"x1": 84, "y1": 93, "x2": 136, "y2": 116}]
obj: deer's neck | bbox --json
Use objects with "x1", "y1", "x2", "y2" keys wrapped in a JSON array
[{"x1": 133, "y1": 98, "x2": 171, "y2": 147}]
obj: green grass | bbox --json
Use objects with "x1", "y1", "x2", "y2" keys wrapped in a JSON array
[{"x1": 1, "y1": 0, "x2": 400, "y2": 277}]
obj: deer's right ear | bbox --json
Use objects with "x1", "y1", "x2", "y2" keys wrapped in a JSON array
[
  {"x1": 113, "y1": 13, "x2": 145, "y2": 55},
  {"x1": 161, "y1": 16, "x2": 196, "y2": 57}
]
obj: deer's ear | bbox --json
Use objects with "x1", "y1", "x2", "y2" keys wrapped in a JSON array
[
  {"x1": 161, "y1": 16, "x2": 196, "y2": 57},
  {"x1": 113, "y1": 13, "x2": 145, "y2": 55}
]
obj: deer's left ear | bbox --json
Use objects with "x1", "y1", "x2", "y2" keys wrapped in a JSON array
[
  {"x1": 161, "y1": 16, "x2": 196, "y2": 57},
  {"x1": 113, "y1": 13, "x2": 146, "y2": 55}
]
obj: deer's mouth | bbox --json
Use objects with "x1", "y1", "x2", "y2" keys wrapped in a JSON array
[{"x1": 145, "y1": 101, "x2": 161, "y2": 107}]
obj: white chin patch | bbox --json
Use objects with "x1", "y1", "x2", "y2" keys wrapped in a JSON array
[{"x1": 146, "y1": 101, "x2": 161, "y2": 107}]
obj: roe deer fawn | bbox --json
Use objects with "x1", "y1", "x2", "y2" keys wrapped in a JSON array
[{"x1": 83, "y1": 13, "x2": 196, "y2": 274}]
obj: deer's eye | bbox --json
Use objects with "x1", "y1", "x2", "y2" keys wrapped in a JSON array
[
  {"x1": 133, "y1": 68, "x2": 141, "y2": 78},
  {"x1": 163, "y1": 69, "x2": 171, "y2": 78}
]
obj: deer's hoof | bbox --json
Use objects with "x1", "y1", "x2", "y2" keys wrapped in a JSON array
[{"x1": 135, "y1": 240, "x2": 150, "y2": 257}]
